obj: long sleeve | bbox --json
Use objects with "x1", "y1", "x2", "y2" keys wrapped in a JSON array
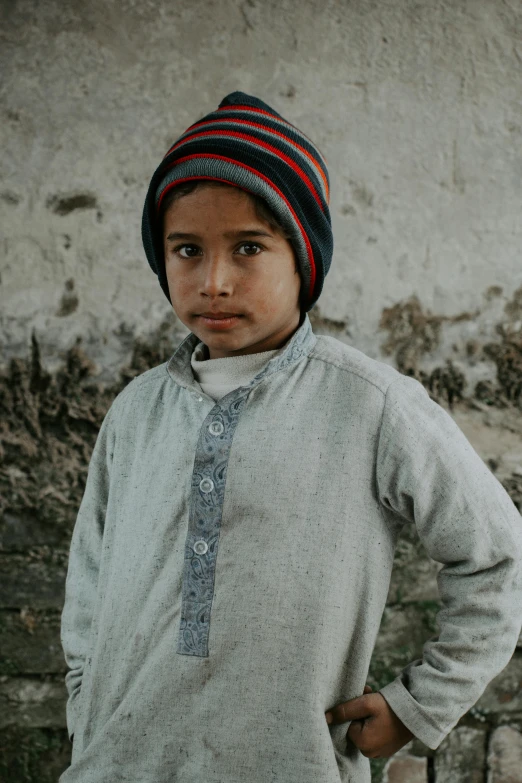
[
  {"x1": 376, "y1": 374, "x2": 522, "y2": 749},
  {"x1": 60, "y1": 402, "x2": 116, "y2": 743}
]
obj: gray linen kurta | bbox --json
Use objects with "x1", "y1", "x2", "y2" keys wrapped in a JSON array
[{"x1": 59, "y1": 312, "x2": 522, "y2": 783}]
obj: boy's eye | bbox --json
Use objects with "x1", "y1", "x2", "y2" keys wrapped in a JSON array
[{"x1": 173, "y1": 242, "x2": 264, "y2": 258}]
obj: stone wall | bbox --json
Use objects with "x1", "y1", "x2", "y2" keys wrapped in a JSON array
[
  {"x1": 1, "y1": 305, "x2": 521, "y2": 781},
  {"x1": 1, "y1": 0, "x2": 522, "y2": 779}
]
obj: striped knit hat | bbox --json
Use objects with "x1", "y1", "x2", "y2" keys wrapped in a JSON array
[{"x1": 141, "y1": 90, "x2": 333, "y2": 312}]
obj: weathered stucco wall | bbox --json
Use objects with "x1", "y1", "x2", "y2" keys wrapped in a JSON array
[{"x1": 1, "y1": 0, "x2": 522, "y2": 780}]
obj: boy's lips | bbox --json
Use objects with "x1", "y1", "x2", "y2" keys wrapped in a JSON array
[
  {"x1": 198, "y1": 312, "x2": 243, "y2": 319},
  {"x1": 197, "y1": 313, "x2": 243, "y2": 330}
]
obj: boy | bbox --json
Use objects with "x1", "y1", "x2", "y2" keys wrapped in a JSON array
[{"x1": 60, "y1": 91, "x2": 522, "y2": 783}]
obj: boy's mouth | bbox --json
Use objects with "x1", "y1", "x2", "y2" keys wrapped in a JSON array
[
  {"x1": 198, "y1": 312, "x2": 243, "y2": 319},
  {"x1": 198, "y1": 314, "x2": 243, "y2": 329}
]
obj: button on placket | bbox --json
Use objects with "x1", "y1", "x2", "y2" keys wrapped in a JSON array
[
  {"x1": 208, "y1": 420, "x2": 224, "y2": 436},
  {"x1": 199, "y1": 477, "x2": 214, "y2": 493},
  {"x1": 193, "y1": 539, "x2": 208, "y2": 555}
]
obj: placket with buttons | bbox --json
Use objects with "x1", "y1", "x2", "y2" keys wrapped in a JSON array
[
  {"x1": 171, "y1": 314, "x2": 314, "y2": 656},
  {"x1": 177, "y1": 389, "x2": 249, "y2": 657}
]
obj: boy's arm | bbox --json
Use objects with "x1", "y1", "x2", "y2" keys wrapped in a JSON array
[
  {"x1": 376, "y1": 374, "x2": 522, "y2": 750},
  {"x1": 60, "y1": 403, "x2": 116, "y2": 743}
]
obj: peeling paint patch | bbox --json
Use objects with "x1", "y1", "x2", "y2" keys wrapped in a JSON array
[
  {"x1": 379, "y1": 294, "x2": 482, "y2": 376},
  {"x1": 378, "y1": 295, "x2": 445, "y2": 375},
  {"x1": 55, "y1": 279, "x2": 79, "y2": 317},
  {"x1": 0, "y1": 316, "x2": 181, "y2": 550},
  {"x1": 307, "y1": 304, "x2": 350, "y2": 336},
  {"x1": 484, "y1": 285, "x2": 503, "y2": 301},
  {"x1": 426, "y1": 359, "x2": 467, "y2": 408},
  {"x1": 0, "y1": 334, "x2": 119, "y2": 548},
  {"x1": 45, "y1": 193, "x2": 98, "y2": 216},
  {"x1": 480, "y1": 285, "x2": 522, "y2": 409},
  {"x1": 504, "y1": 283, "x2": 522, "y2": 322},
  {"x1": 349, "y1": 178, "x2": 374, "y2": 208},
  {"x1": 1, "y1": 191, "x2": 21, "y2": 205},
  {"x1": 378, "y1": 290, "x2": 522, "y2": 411},
  {"x1": 482, "y1": 336, "x2": 522, "y2": 408}
]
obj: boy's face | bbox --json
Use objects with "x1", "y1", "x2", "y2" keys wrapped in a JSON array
[{"x1": 163, "y1": 184, "x2": 302, "y2": 359}]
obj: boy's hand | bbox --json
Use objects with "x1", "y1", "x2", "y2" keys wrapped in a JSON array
[{"x1": 324, "y1": 685, "x2": 414, "y2": 758}]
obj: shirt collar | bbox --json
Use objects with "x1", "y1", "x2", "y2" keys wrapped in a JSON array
[{"x1": 166, "y1": 312, "x2": 317, "y2": 394}]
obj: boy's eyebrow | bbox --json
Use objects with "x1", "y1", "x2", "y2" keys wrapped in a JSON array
[{"x1": 165, "y1": 229, "x2": 274, "y2": 242}]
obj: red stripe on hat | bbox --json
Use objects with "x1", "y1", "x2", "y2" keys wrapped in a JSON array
[
  {"x1": 164, "y1": 118, "x2": 330, "y2": 203},
  {"x1": 214, "y1": 106, "x2": 328, "y2": 165},
  {"x1": 213, "y1": 104, "x2": 324, "y2": 155},
  {"x1": 216, "y1": 105, "x2": 329, "y2": 168},
  {"x1": 156, "y1": 166, "x2": 316, "y2": 300},
  {"x1": 163, "y1": 130, "x2": 325, "y2": 212}
]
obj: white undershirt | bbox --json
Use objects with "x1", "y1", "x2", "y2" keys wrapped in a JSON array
[{"x1": 190, "y1": 341, "x2": 282, "y2": 400}]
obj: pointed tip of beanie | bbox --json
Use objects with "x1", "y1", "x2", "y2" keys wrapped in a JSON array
[
  {"x1": 218, "y1": 91, "x2": 258, "y2": 108},
  {"x1": 217, "y1": 91, "x2": 285, "y2": 120}
]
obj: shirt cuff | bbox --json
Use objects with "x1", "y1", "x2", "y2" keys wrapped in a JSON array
[{"x1": 378, "y1": 677, "x2": 449, "y2": 750}]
